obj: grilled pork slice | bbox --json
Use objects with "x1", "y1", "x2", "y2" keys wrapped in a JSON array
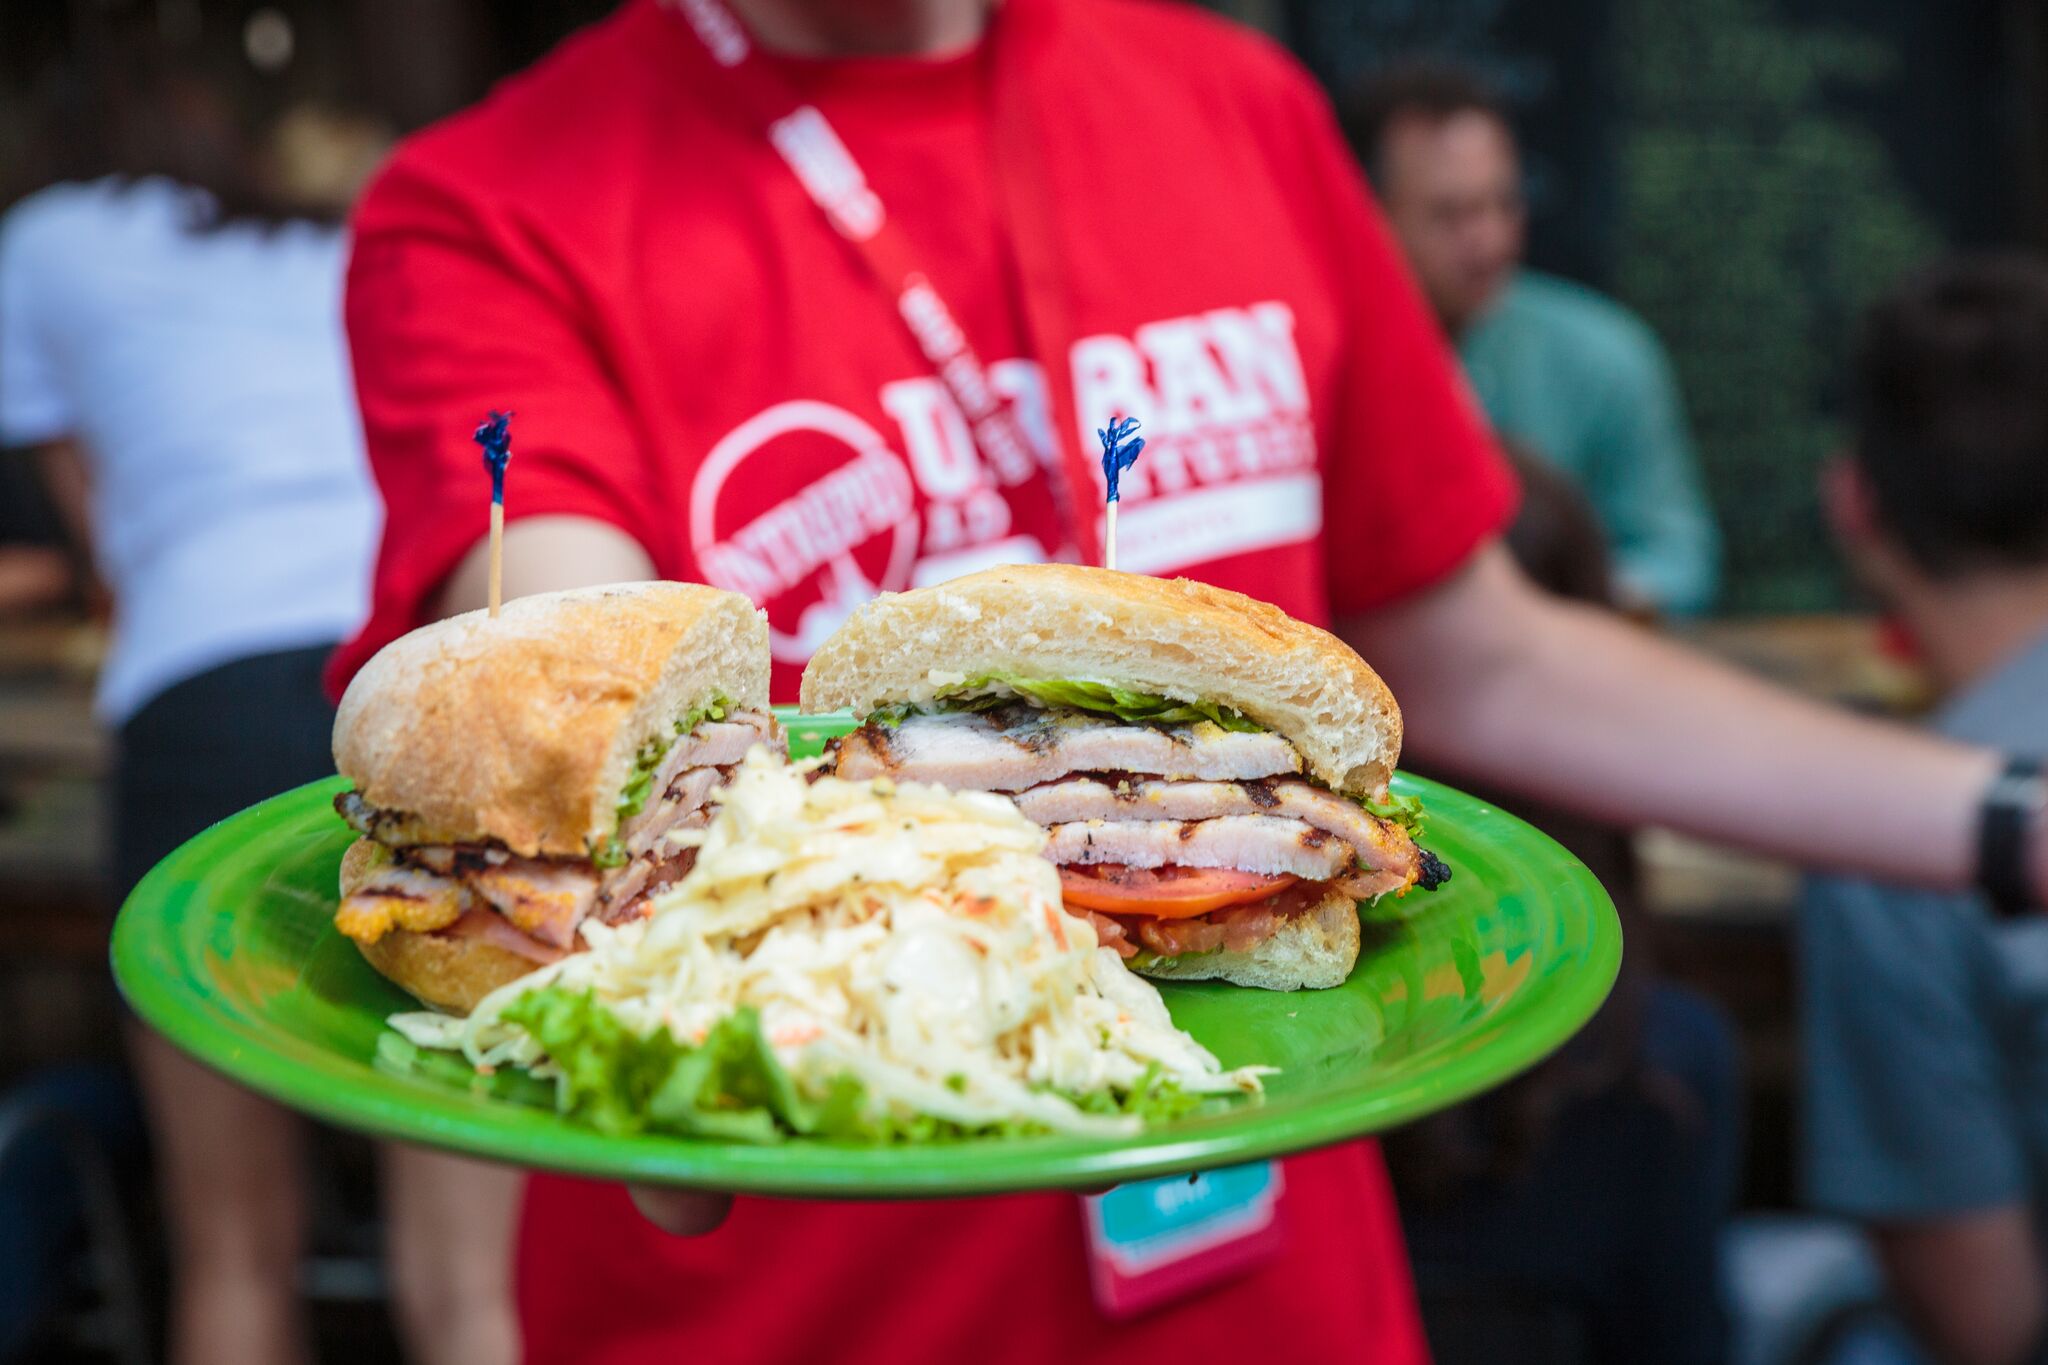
[
  {"x1": 1045, "y1": 816, "x2": 1357, "y2": 881},
  {"x1": 666, "y1": 712, "x2": 779, "y2": 771},
  {"x1": 464, "y1": 859, "x2": 600, "y2": 949},
  {"x1": 334, "y1": 712, "x2": 778, "y2": 951},
  {"x1": 619, "y1": 766, "x2": 723, "y2": 856},
  {"x1": 1011, "y1": 777, "x2": 1420, "y2": 882},
  {"x1": 828, "y1": 707, "x2": 1301, "y2": 791}
]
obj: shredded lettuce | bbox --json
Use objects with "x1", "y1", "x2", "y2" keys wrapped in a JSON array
[
  {"x1": 875, "y1": 674, "x2": 1263, "y2": 734},
  {"x1": 1361, "y1": 790, "x2": 1427, "y2": 840},
  {"x1": 487, "y1": 986, "x2": 1220, "y2": 1144}
]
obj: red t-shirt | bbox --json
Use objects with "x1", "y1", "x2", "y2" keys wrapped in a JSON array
[{"x1": 336, "y1": 1, "x2": 1515, "y2": 1361}]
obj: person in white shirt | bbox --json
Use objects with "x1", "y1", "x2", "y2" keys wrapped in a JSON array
[{"x1": 0, "y1": 20, "x2": 517, "y2": 1365}]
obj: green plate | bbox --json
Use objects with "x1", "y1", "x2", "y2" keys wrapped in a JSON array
[{"x1": 112, "y1": 709, "x2": 1620, "y2": 1197}]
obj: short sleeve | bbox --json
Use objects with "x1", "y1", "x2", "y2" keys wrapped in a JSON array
[
  {"x1": 327, "y1": 156, "x2": 663, "y2": 694},
  {"x1": 0, "y1": 197, "x2": 81, "y2": 444},
  {"x1": 1269, "y1": 76, "x2": 1518, "y2": 617}
]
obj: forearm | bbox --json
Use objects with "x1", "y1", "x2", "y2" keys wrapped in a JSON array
[
  {"x1": 1348, "y1": 546, "x2": 2001, "y2": 891},
  {"x1": 432, "y1": 515, "x2": 656, "y2": 619}
]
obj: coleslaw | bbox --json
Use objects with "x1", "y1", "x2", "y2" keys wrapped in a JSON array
[{"x1": 389, "y1": 749, "x2": 1269, "y2": 1139}]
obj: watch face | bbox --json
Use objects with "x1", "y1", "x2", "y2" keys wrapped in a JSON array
[{"x1": 1978, "y1": 758, "x2": 2047, "y2": 916}]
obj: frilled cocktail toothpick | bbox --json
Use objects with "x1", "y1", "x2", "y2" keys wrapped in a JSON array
[
  {"x1": 474, "y1": 410, "x2": 514, "y2": 617},
  {"x1": 1097, "y1": 415, "x2": 1145, "y2": 571}
]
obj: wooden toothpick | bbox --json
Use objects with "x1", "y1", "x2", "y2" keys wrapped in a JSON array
[
  {"x1": 474, "y1": 410, "x2": 514, "y2": 617},
  {"x1": 1096, "y1": 416, "x2": 1144, "y2": 572},
  {"x1": 488, "y1": 500, "x2": 505, "y2": 617}
]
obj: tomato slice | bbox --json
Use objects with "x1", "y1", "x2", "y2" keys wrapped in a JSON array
[{"x1": 1058, "y1": 864, "x2": 1298, "y2": 918}]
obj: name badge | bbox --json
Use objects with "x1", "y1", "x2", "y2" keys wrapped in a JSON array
[{"x1": 1082, "y1": 1161, "x2": 1286, "y2": 1318}]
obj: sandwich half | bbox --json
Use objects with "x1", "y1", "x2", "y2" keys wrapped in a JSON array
[
  {"x1": 331, "y1": 581, "x2": 779, "y2": 1012},
  {"x1": 801, "y1": 564, "x2": 1448, "y2": 991}
]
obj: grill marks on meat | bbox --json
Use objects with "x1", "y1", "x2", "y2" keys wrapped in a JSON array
[
  {"x1": 464, "y1": 860, "x2": 598, "y2": 949},
  {"x1": 335, "y1": 790, "x2": 447, "y2": 847},
  {"x1": 333, "y1": 710, "x2": 781, "y2": 949},
  {"x1": 620, "y1": 766, "x2": 723, "y2": 857},
  {"x1": 1010, "y1": 777, "x2": 1421, "y2": 881},
  {"x1": 828, "y1": 709, "x2": 1301, "y2": 791},
  {"x1": 1045, "y1": 816, "x2": 1356, "y2": 880}
]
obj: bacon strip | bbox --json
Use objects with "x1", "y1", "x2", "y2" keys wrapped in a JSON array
[{"x1": 464, "y1": 859, "x2": 600, "y2": 949}]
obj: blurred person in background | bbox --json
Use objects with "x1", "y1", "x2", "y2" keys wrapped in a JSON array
[
  {"x1": 0, "y1": 6, "x2": 516, "y2": 1363},
  {"x1": 1343, "y1": 60, "x2": 1721, "y2": 618},
  {"x1": 1387, "y1": 443, "x2": 1740, "y2": 1365},
  {"x1": 333, "y1": 0, "x2": 2048, "y2": 1361},
  {"x1": 1801, "y1": 254, "x2": 2048, "y2": 1365}
]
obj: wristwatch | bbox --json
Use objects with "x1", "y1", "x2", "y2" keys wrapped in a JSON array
[{"x1": 1978, "y1": 755, "x2": 2047, "y2": 917}]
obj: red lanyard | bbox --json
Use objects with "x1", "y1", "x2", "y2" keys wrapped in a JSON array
[{"x1": 659, "y1": 0, "x2": 1104, "y2": 565}]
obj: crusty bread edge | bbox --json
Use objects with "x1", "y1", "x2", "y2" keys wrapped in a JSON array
[{"x1": 333, "y1": 581, "x2": 770, "y2": 856}]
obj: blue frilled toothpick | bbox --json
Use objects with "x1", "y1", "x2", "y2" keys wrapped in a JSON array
[
  {"x1": 474, "y1": 410, "x2": 513, "y2": 616},
  {"x1": 1097, "y1": 415, "x2": 1145, "y2": 571}
]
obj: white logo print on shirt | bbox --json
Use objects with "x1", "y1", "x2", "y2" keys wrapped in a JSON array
[{"x1": 689, "y1": 301, "x2": 1323, "y2": 664}]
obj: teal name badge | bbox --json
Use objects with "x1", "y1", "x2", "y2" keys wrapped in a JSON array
[{"x1": 1083, "y1": 1160, "x2": 1286, "y2": 1317}]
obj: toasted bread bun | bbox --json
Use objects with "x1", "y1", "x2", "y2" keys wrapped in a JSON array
[
  {"x1": 1130, "y1": 888, "x2": 1360, "y2": 991},
  {"x1": 338, "y1": 838, "x2": 539, "y2": 1014},
  {"x1": 334, "y1": 582, "x2": 768, "y2": 857},
  {"x1": 355, "y1": 922, "x2": 540, "y2": 1015},
  {"x1": 799, "y1": 564, "x2": 1401, "y2": 796}
]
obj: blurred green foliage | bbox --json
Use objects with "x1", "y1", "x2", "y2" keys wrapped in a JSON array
[{"x1": 1612, "y1": 0, "x2": 1940, "y2": 612}]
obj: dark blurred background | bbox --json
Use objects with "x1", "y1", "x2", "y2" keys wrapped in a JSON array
[{"x1": 1278, "y1": 0, "x2": 2048, "y2": 613}]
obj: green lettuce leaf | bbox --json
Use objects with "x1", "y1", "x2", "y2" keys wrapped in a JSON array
[
  {"x1": 497, "y1": 986, "x2": 801, "y2": 1140},
  {"x1": 483, "y1": 985, "x2": 1231, "y2": 1144},
  {"x1": 373, "y1": 1030, "x2": 557, "y2": 1108},
  {"x1": 1360, "y1": 790, "x2": 1427, "y2": 840},
  {"x1": 876, "y1": 674, "x2": 1263, "y2": 734}
]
